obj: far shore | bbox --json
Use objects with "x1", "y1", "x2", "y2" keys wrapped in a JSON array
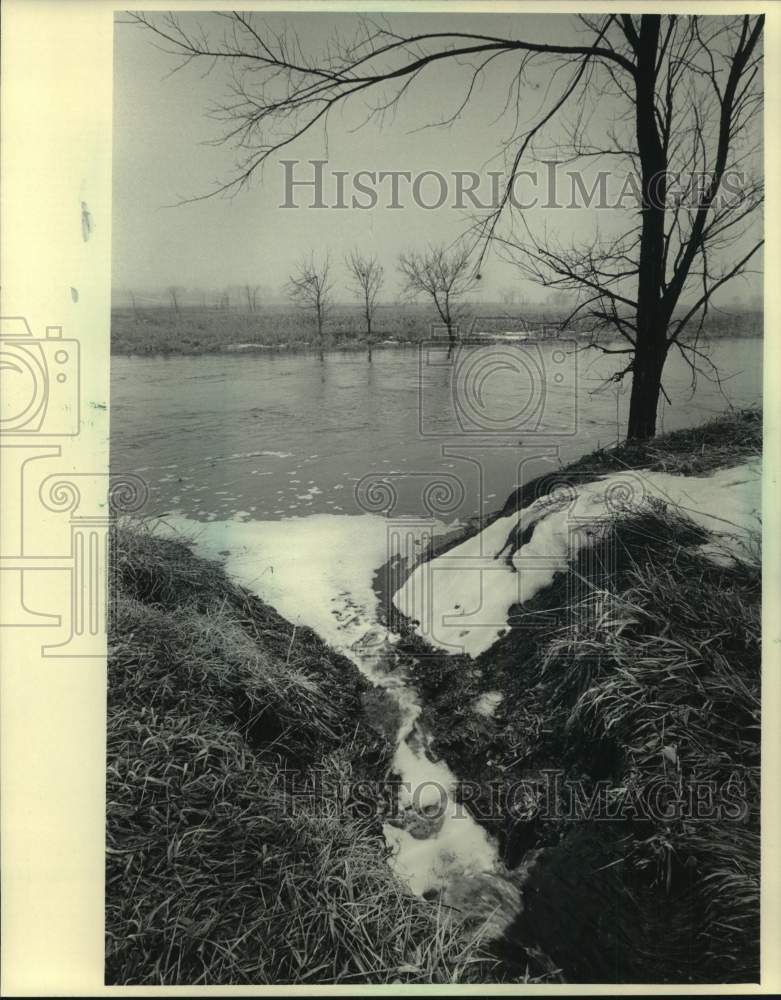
[{"x1": 111, "y1": 303, "x2": 763, "y2": 358}]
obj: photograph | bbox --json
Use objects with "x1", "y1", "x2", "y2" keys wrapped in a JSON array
[{"x1": 105, "y1": 7, "x2": 763, "y2": 987}]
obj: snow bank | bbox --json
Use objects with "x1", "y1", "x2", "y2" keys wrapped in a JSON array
[
  {"x1": 159, "y1": 512, "x2": 390, "y2": 662},
  {"x1": 394, "y1": 461, "x2": 761, "y2": 659}
]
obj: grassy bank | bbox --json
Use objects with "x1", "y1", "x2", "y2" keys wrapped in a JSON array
[
  {"x1": 500, "y1": 405, "x2": 763, "y2": 514},
  {"x1": 111, "y1": 303, "x2": 762, "y2": 356},
  {"x1": 388, "y1": 408, "x2": 761, "y2": 983},
  {"x1": 106, "y1": 525, "x2": 495, "y2": 985},
  {"x1": 112, "y1": 301, "x2": 488, "y2": 356}
]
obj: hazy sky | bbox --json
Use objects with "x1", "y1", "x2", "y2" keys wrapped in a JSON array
[{"x1": 112, "y1": 11, "x2": 763, "y2": 305}]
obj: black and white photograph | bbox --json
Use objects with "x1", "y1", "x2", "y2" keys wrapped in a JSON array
[{"x1": 91, "y1": 2, "x2": 769, "y2": 989}]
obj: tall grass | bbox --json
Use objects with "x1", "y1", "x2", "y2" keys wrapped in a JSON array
[
  {"x1": 532, "y1": 509, "x2": 761, "y2": 981},
  {"x1": 108, "y1": 405, "x2": 762, "y2": 984}
]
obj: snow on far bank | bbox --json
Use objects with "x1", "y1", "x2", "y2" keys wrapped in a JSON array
[{"x1": 394, "y1": 461, "x2": 761, "y2": 659}]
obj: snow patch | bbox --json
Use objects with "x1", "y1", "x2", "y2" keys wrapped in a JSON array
[
  {"x1": 394, "y1": 461, "x2": 761, "y2": 659},
  {"x1": 155, "y1": 511, "x2": 499, "y2": 895},
  {"x1": 474, "y1": 691, "x2": 503, "y2": 718}
]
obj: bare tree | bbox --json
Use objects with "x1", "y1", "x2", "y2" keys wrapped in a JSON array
[
  {"x1": 128, "y1": 290, "x2": 141, "y2": 321},
  {"x1": 167, "y1": 285, "x2": 183, "y2": 316},
  {"x1": 489, "y1": 15, "x2": 764, "y2": 437},
  {"x1": 130, "y1": 12, "x2": 764, "y2": 438},
  {"x1": 398, "y1": 244, "x2": 477, "y2": 353},
  {"x1": 287, "y1": 254, "x2": 332, "y2": 360},
  {"x1": 346, "y1": 251, "x2": 384, "y2": 361},
  {"x1": 244, "y1": 283, "x2": 261, "y2": 313}
]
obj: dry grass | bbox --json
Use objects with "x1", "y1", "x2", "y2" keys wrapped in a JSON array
[
  {"x1": 107, "y1": 403, "x2": 762, "y2": 984},
  {"x1": 560, "y1": 405, "x2": 761, "y2": 477},
  {"x1": 400, "y1": 410, "x2": 762, "y2": 982},
  {"x1": 111, "y1": 303, "x2": 762, "y2": 357},
  {"x1": 534, "y1": 510, "x2": 761, "y2": 981},
  {"x1": 111, "y1": 302, "x2": 468, "y2": 356}
]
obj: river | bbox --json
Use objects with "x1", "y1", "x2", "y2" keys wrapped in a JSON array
[{"x1": 112, "y1": 338, "x2": 762, "y2": 522}]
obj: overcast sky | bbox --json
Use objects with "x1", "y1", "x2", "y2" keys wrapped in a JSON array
[{"x1": 112, "y1": 11, "x2": 763, "y2": 306}]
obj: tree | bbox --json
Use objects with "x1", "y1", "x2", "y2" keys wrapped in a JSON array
[
  {"x1": 244, "y1": 283, "x2": 261, "y2": 313},
  {"x1": 130, "y1": 12, "x2": 764, "y2": 439},
  {"x1": 346, "y1": 250, "x2": 384, "y2": 361},
  {"x1": 287, "y1": 253, "x2": 332, "y2": 360},
  {"x1": 398, "y1": 244, "x2": 477, "y2": 354},
  {"x1": 491, "y1": 16, "x2": 764, "y2": 438},
  {"x1": 167, "y1": 285, "x2": 183, "y2": 316},
  {"x1": 128, "y1": 289, "x2": 141, "y2": 321}
]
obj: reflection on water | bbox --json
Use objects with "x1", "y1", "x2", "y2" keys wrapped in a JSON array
[{"x1": 111, "y1": 339, "x2": 762, "y2": 522}]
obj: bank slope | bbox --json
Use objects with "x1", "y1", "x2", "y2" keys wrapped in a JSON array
[{"x1": 392, "y1": 408, "x2": 762, "y2": 983}]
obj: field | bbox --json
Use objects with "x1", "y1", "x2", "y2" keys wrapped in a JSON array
[{"x1": 111, "y1": 302, "x2": 763, "y2": 356}]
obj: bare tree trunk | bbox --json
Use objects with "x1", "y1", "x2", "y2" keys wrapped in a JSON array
[
  {"x1": 627, "y1": 335, "x2": 668, "y2": 440},
  {"x1": 627, "y1": 15, "x2": 668, "y2": 441},
  {"x1": 446, "y1": 319, "x2": 456, "y2": 359},
  {"x1": 366, "y1": 310, "x2": 372, "y2": 362}
]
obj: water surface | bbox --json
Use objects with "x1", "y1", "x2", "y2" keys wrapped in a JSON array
[{"x1": 111, "y1": 338, "x2": 762, "y2": 521}]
